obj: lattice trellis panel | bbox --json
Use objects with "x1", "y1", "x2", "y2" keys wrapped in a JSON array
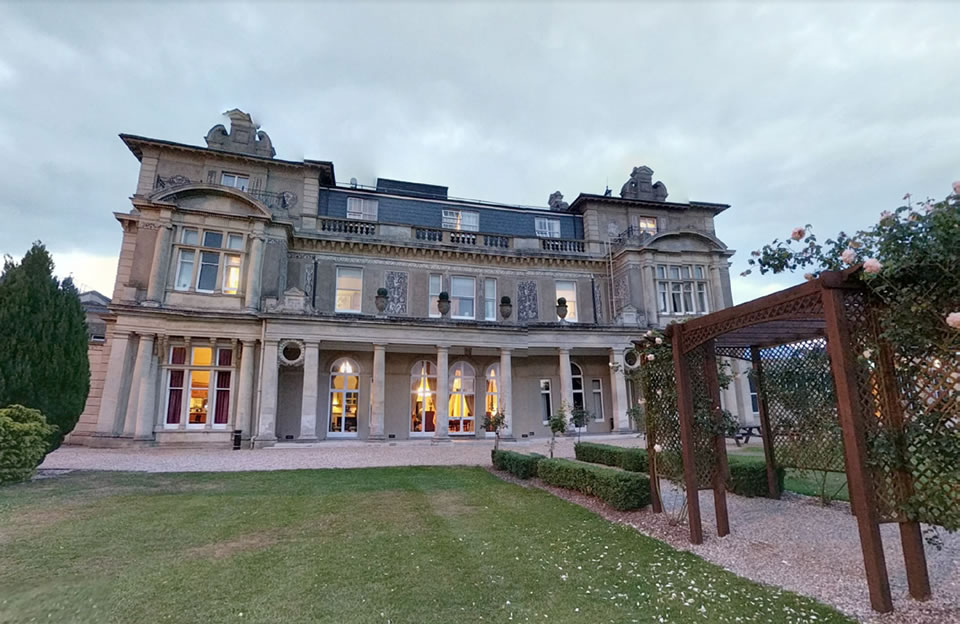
[
  {"x1": 639, "y1": 349, "x2": 684, "y2": 483},
  {"x1": 684, "y1": 345, "x2": 720, "y2": 489}
]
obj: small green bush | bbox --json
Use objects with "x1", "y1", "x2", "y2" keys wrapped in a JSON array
[
  {"x1": 537, "y1": 458, "x2": 650, "y2": 510},
  {"x1": 0, "y1": 405, "x2": 56, "y2": 485},
  {"x1": 491, "y1": 449, "x2": 542, "y2": 479},
  {"x1": 575, "y1": 442, "x2": 648, "y2": 473},
  {"x1": 726, "y1": 461, "x2": 785, "y2": 498}
]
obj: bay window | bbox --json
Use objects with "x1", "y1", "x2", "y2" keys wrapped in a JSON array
[
  {"x1": 173, "y1": 227, "x2": 245, "y2": 296},
  {"x1": 656, "y1": 264, "x2": 709, "y2": 315},
  {"x1": 165, "y1": 344, "x2": 235, "y2": 430}
]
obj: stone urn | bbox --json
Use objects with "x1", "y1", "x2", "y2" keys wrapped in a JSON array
[
  {"x1": 556, "y1": 297, "x2": 568, "y2": 321},
  {"x1": 375, "y1": 287, "x2": 389, "y2": 314},
  {"x1": 499, "y1": 295, "x2": 512, "y2": 320},
  {"x1": 437, "y1": 292, "x2": 451, "y2": 317}
]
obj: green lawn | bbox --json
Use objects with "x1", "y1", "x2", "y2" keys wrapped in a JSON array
[
  {"x1": 0, "y1": 468, "x2": 851, "y2": 623},
  {"x1": 727, "y1": 451, "x2": 850, "y2": 502}
]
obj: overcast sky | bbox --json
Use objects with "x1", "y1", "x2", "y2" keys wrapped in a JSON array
[{"x1": 1, "y1": 1, "x2": 957, "y2": 302}]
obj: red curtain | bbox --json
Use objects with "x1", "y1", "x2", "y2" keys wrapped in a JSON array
[
  {"x1": 166, "y1": 370, "x2": 184, "y2": 424},
  {"x1": 214, "y1": 371, "x2": 231, "y2": 424}
]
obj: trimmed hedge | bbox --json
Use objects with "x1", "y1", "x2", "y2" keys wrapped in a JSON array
[
  {"x1": 491, "y1": 449, "x2": 543, "y2": 479},
  {"x1": 537, "y1": 458, "x2": 650, "y2": 510},
  {"x1": 574, "y1": 442, "x2": 648, "y2": 473},
  {"x1": 726, "y1": 461, "x2": 785, "y2": 498},
  {"x1": 0, "y1": 405, "x2": 56, "y2": 485}
]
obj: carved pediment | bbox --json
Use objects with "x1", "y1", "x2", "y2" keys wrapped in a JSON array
[
  {"x1": 150, "y1": 184, "x2": 273, "y2": 220},
  {"x1": 205, "y1": 109, "x2": 276, "y2": 158}
]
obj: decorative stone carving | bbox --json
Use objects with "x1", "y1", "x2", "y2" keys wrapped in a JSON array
[
  {"x1": 303, "y1": 262, "x2": 315, "y2": 302},
  {"x1": 619, "y1": 166, "x2": 668, "y2": 201},
  {"x1": 385, "y1": 271, "x2": 407, "y2": 315},
  {"x1": 614, "y1": 275, "x2": 629, "y2": 312},
  {"x1": 548, "y1": 191, "x2": 569, "y2": 212},
  {"x1": 607, "y1": 222, "x2": 620, "y2": 237},
  {"x1": 204, "y1": 109, "x2": 276, "y2": 158},
  {"x1": 593, "y1": 280, "x2": 603, "y2": 321},
  {"x1": 517, "y1": 281, "x2": 538, "y2": 322}
]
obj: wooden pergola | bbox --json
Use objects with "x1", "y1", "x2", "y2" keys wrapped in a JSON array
[{"x1": 660, "y1": 269, "x2": 932, "y2": 614}]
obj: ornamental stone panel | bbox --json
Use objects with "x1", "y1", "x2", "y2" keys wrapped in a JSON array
[
  {"x1": 518, "y1": 281, "x2": 538, "y2": 322},
  {"x1": 385, "y1": 271, "x2": 408, "y2": 315}
]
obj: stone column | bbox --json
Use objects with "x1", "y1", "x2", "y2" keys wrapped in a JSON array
[
  {"x1": 235, "y1": 340, "x2": 256, "y2": 438},
  {"x1": 642, "y1": 264, "x2": 658, "y2": 325},
  {"x1": 134, "y1": 334, "x2": 158, "y2": 440},
  {"x1": 433, "y1": 346, "x2": 450, "y2": 441},
  {"x1": 558, "y1": 348, "x2": 574, "y2": 416},
  {"x1": 499, "y1": 348, "x2": 513, "y2": 439},
  {"x1": 369, "y1": 343, "x2": 386, "y2": 440},
  {"x1": 96, "y1": 331, "x2": 131, "y2": 435},
  {"x1": 255, "y1": 340, "x2": 279, "y2": 443},
  {"x1": 610, "y1": 348, "x2": 631, "y2": 432},
  {"x1": 144, "y1": 224, "x2": 172, "y2": 305},
  {"x1": 299, "y1": 341, "x2": 320, "y2": 441},
  {"x1": 122, "y1": 334, "x2": 149, "y2": 436},
  {"x1": 244, "y1": 235, "x2": 265, "y2": 311}
]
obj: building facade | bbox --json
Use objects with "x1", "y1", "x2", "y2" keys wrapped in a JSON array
[{"x1": 70, "y1": 110, "x2": 753, "y2": 448}]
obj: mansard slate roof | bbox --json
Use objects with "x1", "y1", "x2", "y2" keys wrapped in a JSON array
[{"x1": 567, "y1": 193, "x2": 730, "y2": 215}]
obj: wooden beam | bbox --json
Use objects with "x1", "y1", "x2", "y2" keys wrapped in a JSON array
[
  {"x1": 672, "y1": 324, "x2": 703, "y2": 545},
  {"x1": 751, "y1": 346, "x2": 782, "y2": 499},
  {"x1": 703, "y1": 340, "x2": 730, "y2": 537}
]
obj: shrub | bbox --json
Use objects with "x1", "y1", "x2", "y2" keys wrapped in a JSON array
[
  {"x1": 575, "y1": 442, "x2": 648, "y2": 473},
  {"x1": 726, "y1": 461, "x2": 785, "y2": 498},
  {"x1": 537, "y1": 458, "x2": 650, "y2": 510},
  {"x1": 491, "y1": 449, "x2": 542, "y2": 479},
  {"x1": 0, "y1": 405, "x2": 56, "y2": 485}
]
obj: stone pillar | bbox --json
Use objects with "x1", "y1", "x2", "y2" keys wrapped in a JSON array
[
  {"x1": 244, "y1": 235, "x2": 265, "y2": 311},
  {"x1": 122, "y1": 334, "x2": 148, "y2": 437},
  {"x1": 134, "y1": 334, "x2": 158, "y2": 440},
  {"x1": 299, "y1": 341, "x2": 320, "y2": 441},
  {"x1": 610, "y1": 348, "x2": 631, "y2": 431},
  {"x1": 369, "y1": 343, "x2": 386, "y2": 440},
  {"x1": 642, "y1": 264, "x2": 658, "y2": 326},
  {"x1": 499, "y1": 348, "x2": 513, "y2": 438},
  {"x1": 96, "y1": 331, "x2": 131, "y2": 435},
  {"x1": 144, "y1": 224, "x2": 172, "y2": 305},
  {"x1": 235, "y1": 340, "x2": 256, "y2": 438},
  {"x1": 709, "y1": 264, "x2": 725, "y2": 312},
  {"x1": 558, "y1": 348, "x2": 574, "y2": 416},
  {"x1": 255, "y1": 340, "x2": 279, "y2": 443},
  {"x1": 434, "y1": 346, "x2": 450, "y2": 441}
]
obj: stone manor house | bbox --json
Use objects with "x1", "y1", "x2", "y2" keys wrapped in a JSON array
[{"x1": 69, "y1": 110, "x2": 754, "y2": 447}]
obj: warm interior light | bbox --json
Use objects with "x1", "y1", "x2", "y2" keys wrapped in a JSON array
[{"x1": 340, "y1": 360, "x2": 353, "y2": 374}]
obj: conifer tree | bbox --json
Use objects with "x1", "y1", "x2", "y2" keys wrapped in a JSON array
[{"x1": 0, "y1": 242, "x2": 90, "y2": 451}]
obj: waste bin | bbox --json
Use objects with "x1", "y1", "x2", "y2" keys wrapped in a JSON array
[{"x1": 232, "y1": 429, "x2": 243, "y2": 450}]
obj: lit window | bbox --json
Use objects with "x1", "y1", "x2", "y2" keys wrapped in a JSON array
[
  {"x1": 174, "y1": 229, "x2": 244, "y2": 295},
  {"x1": 336, "y1": 267, "x2": 363, "y2": 313},
  {"x1": 448, "y1": 362, "x2": 476, "y2": 434},
  {"x1": 329, "y1": 358, "x2": 360, "y2": 435},
  {"x1": 540, "y1": 379, "x2": 553, "y2": 424},
  {"x1": 636, "y1": 217, "x2": 657, "y2": 235},
  {"x1": 655, "y1": 264, "x2": 709, "y2": 315},
  {"x1": 165, "y1": 345, "x2": 235, "y2": 430},
  {"x1": 221, "y1": 172, "x2": 249, "y2": 191},
  {"x1": 346, "y1": 197, "x2": 379, "y2": 221},
  {"x1": 555, "y1": 280, "x2": 577, "y2": 322},
  {"x1": 175, "y1": 250, "x2": 195, "y2": 291},
  {"x1": 450, "y1": 276, "x2": 475, "y2": 319},
  {"x1": 429, "y1": 273, "x2": 442, "y2": 318},
  {"x1": 442, "y1": 210, "x2": 479, "y2": 232},
  {"x1": 484, "y1": 364, "x2": 500, "y2": 430},
  {"x1": 222, "y1": 254, "x2": 241, "y2": 295},
  {"x1": 535, "y1": 217, "x2": 561, "y2": 238},
  {"x1": 592, "y1": 379, "x2": 604, "y2": 420},
  {"x1": 410, "y1": 361, "x2": 438, "y2": 434},
  {"x1": 484, "y1": 278, "x2": 496, "y2": 321}
]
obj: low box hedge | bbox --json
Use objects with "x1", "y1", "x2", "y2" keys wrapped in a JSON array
[
  {"x1": 537, "y1": 458, "x2": 650, "y2": 511},
  {"x1": 491, "y1": 449, "x2": 543, "y2": 479},
  {"x1": 0, "y1": 404, "x2": 56, "y2": 485},
  {"x1": 726, "y1": 460, "x2": 785, "y2": 498},
  {"x1": 574, "y1": 442, "x2": 648, "y2": 473}
]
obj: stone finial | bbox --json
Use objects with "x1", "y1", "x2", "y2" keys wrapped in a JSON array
[
  {"x1": 548, "y1": 191, "x2": 569, "y2": 212},
  {"x1": 204, "y1": 109, "x2": 276, "y2": 158},
  {"x1": 620, "y1": 166, "x2": 668, "y2": 201}
]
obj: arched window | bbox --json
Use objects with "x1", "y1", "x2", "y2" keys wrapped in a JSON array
[
  {"x1": 329, "y1": 358, "x2": 360, "y2": 435},
  {"x1": 484, "y1": 364, "x2": 500, "y2": 431},
  {"x1": 449, "y1": 362, "x2": 476, "y2": 434},
  {"x1": 410, "y1": 361, "x2": 437, "y2": 434}
]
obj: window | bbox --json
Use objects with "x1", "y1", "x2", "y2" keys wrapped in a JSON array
[
  {"x1": 410, "y1": 361, "x2": 438, "y2": 434},
  {"x1": 635, "y1": 216, "x2": 657, "y2": 235},
  {"x1": 448, "y1": 362, "x2": 475, "y2": 434},
  {"x1": 196, "y1": 252, "x2": 220, "y2": 292},
  {"x1": 227, "y1": 233, "x2": 244, "y2": 250},
  {"x1": 571, "y1": 362, "x2": 585, "y2": 417},
  {"x1": 591, "y1": 379, "x2": 604, "y2": 420},
  {"x1": 174, "y1": 228, "x2": 245, "y2": 295},
  {"x1": 347, "y1": 197, "x2": 379, "y2": 221},
  {"x1": 442, "y1": 210, "x2": 479, "y2": 232},
  {"x1": 483, "y1": 278, "x2": 496, "y2": 321},
  {"x1": 429, "y1": 274, "x2": 442, "y2": 318},
  {"x1": 222, "y1": 255, "x2": 241, "y2": 295},
  {"x1": 220, "y1": 172, "x2": 249, "y2": 191},
  {"x1": 450, "y1": 276, "x2": 475, "y2": 319},
  {"x1": 175, "y1": 250, "x2": 195, "y2": 291},
  {"x1": 749, "y1": 372, "x2": 760, "y2": 415},
  {"x1": 655, "y1": 264, "x2": 709, "y2": 315},
  {"x1": 555, "y1": 280, "x2": 577, "y2": 322},
  {"x1": 540, "y1": 379, "x2": 553, "y2": 424},
  {"x1": 181, "y1": 228, "x2": 198, "y2": 246},
  {"x1": 165, "y1": 344, "x2": 234, "y2": 430},
  {"x1": 329, "y1": 359, "x2": 360, "y2": 435},
  {"x1": 484, "y1": 364, "x2": 499, "y2": 430},
  {"x1": 336, "y1": 267, "x2": 363, "y2": 313},
  {"x1": 535, "y1": 217, "x2": 561, "y2": 238}
]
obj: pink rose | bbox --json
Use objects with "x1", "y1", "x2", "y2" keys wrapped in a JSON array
[
  {"x1": 952, "y1": 181, "x2": 960, "y2": 195},
  {"x1": 841, "y1": 248, "x2": 856, "y2": 264},
  {"x1": 803, "y1": 273, "x2": 815, "y2": 281},
  {"x1": 646, "y1": 353, "x2": 655, "y2": 362},
  {"x1": 791, "y1": 227, "x2": 805, "y2": 241},
  {"x1": 947, "y1": 312, "x2": 960, "y2": 329},
  {"x1": 880, "y1": 210, "x2": 893, "y2": 221},
  {"x1": 863, "y1": 258, "x2": 883, "y2": 274}
]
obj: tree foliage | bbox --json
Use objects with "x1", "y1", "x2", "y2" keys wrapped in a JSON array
[
  {"x1": 0, "y1": 242, "x2": 90, "y2": 451},
  {"x1": 0, "y1": 404, "x2": 57, "y2": 484}
]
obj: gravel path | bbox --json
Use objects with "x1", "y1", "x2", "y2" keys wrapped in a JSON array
[{"x1": 41, "y1": 438, "x2": 958, "y2": 623}]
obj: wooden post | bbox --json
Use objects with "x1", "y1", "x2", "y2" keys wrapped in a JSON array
[
  {"x1": 646, "y1": 416, "x2": 664, "y2": 513},
  {"x1": 671, "y1": 325, "x2": 703, "y2": 545},
  {"x1": 703, "y1": 340, "x2": 730, "y2": 537},
  {"x1": 822, "y1": 287, "x2": 893, "y2": 613},
  {"x1": 751, "y1": 346, "x2": 781, "y2": 499}
]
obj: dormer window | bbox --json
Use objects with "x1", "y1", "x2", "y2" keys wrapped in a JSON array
[
  {"x1": 220, "y1": 172, "x2": 249, "y2": 191},
  {"x1": 347, "y1": 197, "x2": 379, "y2": 221},
  {"x1": 635, "y1": 217, "x2": 657, "y2": 235},
  {"x1": 442, "y1": 210, "x2": 479, "y2": 232},
  {"x1": 535, "y1": 217, "x2": 561, "y2": 238}
]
